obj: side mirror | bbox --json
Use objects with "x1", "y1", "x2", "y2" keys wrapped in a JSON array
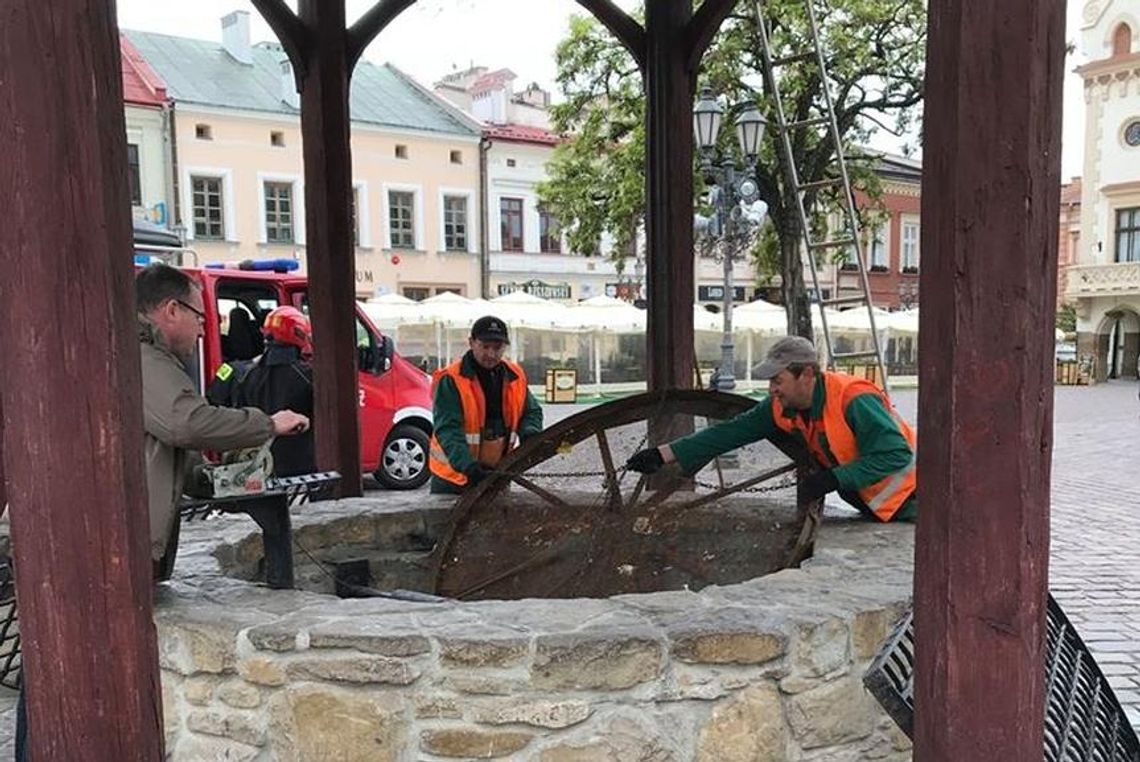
[{"x1": 357, "y1": 345, "x2": 382, "y2": 374}]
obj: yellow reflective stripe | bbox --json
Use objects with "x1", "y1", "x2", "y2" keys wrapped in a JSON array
[{"x1": 866, "y1": 454, "x2": 917, "y2": 513}]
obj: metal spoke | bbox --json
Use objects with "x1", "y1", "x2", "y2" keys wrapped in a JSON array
[
  {"x1": 594, "y1": 429, "x2": 623, "y2": 511},
  {"x1": 670, "y1": 462, "x2": 798, "y2": 513},
  {"x1": 510, "y1": 473, "x2": 571, "y2": 509}
]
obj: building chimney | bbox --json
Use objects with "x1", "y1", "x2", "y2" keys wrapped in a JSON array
[
  {"x1": 280, "y1": 60, "x2": 300, "y2": 109},
  {"x1": 221, "y1": 11, "x2": 252, "y2": 65}
]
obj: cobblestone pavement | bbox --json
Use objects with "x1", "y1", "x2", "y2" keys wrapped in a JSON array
[{"x1": 0, "y1": 382, "x2": 1136, "y2": 749}]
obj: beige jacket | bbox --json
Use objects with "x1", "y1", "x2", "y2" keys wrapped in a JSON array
[{"x1": 140, "y1": 316, "x2": 273, "y2": 560}]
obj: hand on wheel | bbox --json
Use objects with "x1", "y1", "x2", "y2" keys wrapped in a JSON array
[{"x1": 626, "y1": 447, "x2": 665, "y2": 474}]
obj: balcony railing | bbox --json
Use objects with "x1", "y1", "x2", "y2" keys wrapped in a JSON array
[{"x1": 1065, "y1": 262, "x2": 1140, "y2": 297}]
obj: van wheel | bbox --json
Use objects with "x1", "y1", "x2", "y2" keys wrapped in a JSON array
[{"x1": 376, "y1": 424, "x2": 430, "y2": 490}]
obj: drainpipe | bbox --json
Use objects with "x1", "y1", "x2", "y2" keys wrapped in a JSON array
[
  {"x1": 479, "y1": 136, "x2": 491, "y2": 298},
  {"x1": 165, "y1": 104, "x2": 182, "y2": 236}
]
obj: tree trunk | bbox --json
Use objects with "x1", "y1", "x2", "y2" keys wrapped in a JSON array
[{"x1": 779, "y1": 217, "x2": 813, "y2": 341}]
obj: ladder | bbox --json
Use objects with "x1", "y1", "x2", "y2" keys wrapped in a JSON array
[{"x1": 752, "y1": 0, "x2": 890, "y2": 389}]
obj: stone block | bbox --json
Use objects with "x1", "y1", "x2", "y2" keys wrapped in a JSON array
[
  {"x1": 161, "y1": 674, "x2": 181, "y2": 751},
  {"x1": 414, "y1": 694, "x2": 462, "y2": 719},
  {"x1": 468, "y1": 698, "x2": 593, "y2": 729},
  {"x1": 438, "y1": 673, "x2": 527, "y2": 696},
  {"x1": 269, "y1": 686, "x2": 406, "y2": 762},
  {"x1": 785, "y1": 675, "x2": 878, "y2": 749},
  {"x1": 186, "y1": 708, "x2": 266, "y2": 747},
  {"x1": 170, "y1": 734, "x2": 260, "y2": 761},
  {"x1": 781, "y1": 617, "x2": 850, "y2": 693},
  {"x1": 308, "y1": 620, "x2": 430, "y2": 657},
  {"x1": 420, "y1": 728, "x2": 533, "y2": 758},
  {"x1": 851, "y1": 607, "x2": 905, "y2": 661},
  {"x1": 439, "y1": 636, "x2": 529, "y2": 667},
  {"x1": 532, "y1": 634, "x2": 662, "y2": 690},
  {"x1": 218, "y1": 680, "x2": 262, "y2": 709},
  {"x1": 182, "y1": 675, "x2": 218, "y2": 706},
  {"x1": 696, "y1": 683, "x2": 790, "y2": 762},
  {"x1": 238, "y1": 656, "x2": 287, "y2": 687},
  {"x1": 538, "y1": 714, "x2": 678, "y2": 762},
  {"x1": 285, "y1": 654, "x2": 420, "y2": 685},
  {"x1": 671, "y1": 631, "x2": 787, "y2": 665},
  {"x1": 157, "y1": 613, "x2": 260, "y2": 675}
]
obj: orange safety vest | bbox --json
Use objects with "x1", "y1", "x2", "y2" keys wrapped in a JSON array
[
  {"x1": 429, "y1": 358, "x2": 529, "y2": 487},
  {"x1": 772, "y1": 372, "x2": 916, "y2": 522}
]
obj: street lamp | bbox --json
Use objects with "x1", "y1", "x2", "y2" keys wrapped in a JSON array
[{"x1": 693, "y1": 89, "x2": 767, "y2": 392}]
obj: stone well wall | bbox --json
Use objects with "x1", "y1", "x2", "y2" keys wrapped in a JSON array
[{"x1": 159, "y1": 496, "x2": 916, "y2": 760}]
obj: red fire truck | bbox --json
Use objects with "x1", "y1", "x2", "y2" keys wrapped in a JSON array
[{"x1": 156, "y1": 258, "x2": 433, "y2": 490}]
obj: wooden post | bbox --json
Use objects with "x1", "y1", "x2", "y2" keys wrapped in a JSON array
[
  {"x1": 0, "y1": 1, "x2": 163, "y2": 758},
  {"x1": 295, "y1": 0, "x2": 363, "y2": 496},
  {"x1": 644, "y1": 0, "x2": 697, "y2": 392},
  {"x1": 914, "y1": 0, "x2": 1065, "y2": 758}
]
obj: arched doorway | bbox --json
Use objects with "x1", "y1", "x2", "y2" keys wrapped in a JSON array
[{"x1": 1094, "y1": 308, "x2": 1140, "y2": 381}]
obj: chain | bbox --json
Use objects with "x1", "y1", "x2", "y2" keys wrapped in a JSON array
[
  {"x1": 481, "y1": 467, "x2": 797, "y2": 494},
  {"x1": 693, "y1": 477, "x2": 796, "y2": 494}
]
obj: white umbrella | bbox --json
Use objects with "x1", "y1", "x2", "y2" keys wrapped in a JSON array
[
  {"x1": 488, "y1": 290, "x2": 572, "y2": 331},
  {"x1": 414, "y1": 292, "x2": 494, "y2": 366},
  {"x1": 361, "y1": 293, "x2": 429, "y2": 332},
  {"x1": 887, "y1": 309, "x2": 920, "y2": 336},
  {"x1": 559, "y1": 296, "x2": 647, "y2": 393}
]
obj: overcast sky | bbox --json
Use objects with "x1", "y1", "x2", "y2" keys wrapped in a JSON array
[{"x1": 117, "y1": 0, "x2": 1088, "y2": 179}]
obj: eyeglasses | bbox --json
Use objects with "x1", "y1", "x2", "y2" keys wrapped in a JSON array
[{"x1": 175, "y1": 299, "x2": 207, "y2": 326}]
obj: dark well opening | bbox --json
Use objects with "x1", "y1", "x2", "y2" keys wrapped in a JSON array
[{"x1": 215, "y1": 393, "x2": 818, "y2": 601}]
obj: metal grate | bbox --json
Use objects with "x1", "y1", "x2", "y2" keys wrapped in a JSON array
[
  {"x1": 0, "y1": 557, "x2": 21, "y2": 689},
  {"x1": 864, "y1": 595, "x2": 1140, "y2": 760}
]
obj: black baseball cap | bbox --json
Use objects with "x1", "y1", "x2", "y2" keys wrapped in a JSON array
[{"x1": 471, "y1": 315, "x2": 510, "y2": 344}]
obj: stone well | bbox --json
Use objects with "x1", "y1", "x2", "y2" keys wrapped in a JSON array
[{"x1": 159, "y1": 495, "x2": 916, "y2": 761}]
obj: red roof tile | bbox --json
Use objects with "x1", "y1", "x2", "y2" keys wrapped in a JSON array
[
  {"x1": 470, "y1": 68, "x2": 516, "y2": 97},
  {"x1": 120, "y1": 34, "x2": 167, "y2": 107},
  {"x1": 483, "y1": 123, "x2": 561, "y2": 146}
]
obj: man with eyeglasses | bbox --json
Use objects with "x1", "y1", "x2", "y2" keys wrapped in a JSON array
[{"x1": 135, "y1": 263, "x2": 310, "y2": 573}]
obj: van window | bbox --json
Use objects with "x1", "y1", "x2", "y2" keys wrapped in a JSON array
[{"x1": 215, "y1": 280, "x2": 279, "y2": 362}]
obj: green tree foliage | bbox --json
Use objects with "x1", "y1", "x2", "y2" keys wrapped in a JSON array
[
  {"x1": 540, "y1": 0, "x2": 926, "y2": 337},
  {"x1": 1056, "y1": 302, "x2": 1076, "y2": 334}
]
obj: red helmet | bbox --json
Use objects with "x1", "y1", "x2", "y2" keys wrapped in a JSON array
[{"x1": 261, "y1": 306, "x2": 312, "y2": 355}]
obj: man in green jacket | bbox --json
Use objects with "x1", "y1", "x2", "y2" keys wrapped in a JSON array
[
  {"x1": 136, "y1": 264, "x2": 310, "y2": 571},
  {"x1": 430, "y1": 316, "x2": 544, "y2": 494},
  {"x1": 626, "y1": 336, "x2": 917, "y2": 522}
]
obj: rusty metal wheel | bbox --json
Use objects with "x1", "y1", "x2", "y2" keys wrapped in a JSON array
[{"x1": 429, "y1": 390, "x2": 822, "y2": 601}]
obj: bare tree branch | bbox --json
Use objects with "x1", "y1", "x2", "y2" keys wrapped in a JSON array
[
  {"x1": 346, "y1": 0, "x2": 418, "y2": 71},
  {"x1": 687, "y1": 0, "x2": 739, "y2": 70},
  {"x1": 575, "y1": 0, "x2": 646, "y2": 68},
  {"x1": 250, "y1": 0, "x2": 310, "y2": 79}
]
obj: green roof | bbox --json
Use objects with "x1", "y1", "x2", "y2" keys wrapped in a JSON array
[{"x1": 125, "y1": 30, "x2": 479, "y2": 137}]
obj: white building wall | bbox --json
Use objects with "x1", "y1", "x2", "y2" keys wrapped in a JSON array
[{"x1": 124, "y1": 104, "x2": 171, "y2": 225}]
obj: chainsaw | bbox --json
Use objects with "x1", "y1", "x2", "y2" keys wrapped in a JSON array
[{"x1": 188, "y1": 439, "x2": 275, "y2": 499}]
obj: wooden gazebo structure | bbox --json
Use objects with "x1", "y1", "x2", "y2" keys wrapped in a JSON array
[{"x1": 0, "y1": 0, "x2": 1063, "y2": 758}]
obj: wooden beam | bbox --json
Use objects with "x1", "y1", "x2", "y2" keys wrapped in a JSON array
[
  {"x1": 685, "y1": 0, "x2": 738, "y2": 70},
  {"x1": 575, "y1": 0, "x2": 646, "y2": 67},
  {"x1": 913, "y1": 0, "x2": 1065, "y2": 758},
  {"x1": 250, "y1": 0, "x2": 310, "y2": 80},
  {"x1": 0, "y1": 1, "x2": 163, "y2": 758},
  {"x1": 643, "y1": 0, "x2": 696, "y2": 393},
  {"x1": 346, "y1": 0, "x2": 418, "y2": 72},
  {"x1": 297, "y1": 0, "x2": 364, "y2": 497}
]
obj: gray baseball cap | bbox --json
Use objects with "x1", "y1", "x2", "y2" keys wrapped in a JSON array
[{"x1": 752, "y1": 336, "x2": 819, "y2": 379}]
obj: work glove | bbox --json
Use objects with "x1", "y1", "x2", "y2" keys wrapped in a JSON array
[
  {"x1": 626, "y1": 448, "x2": 665, "y2": 474},
  {"x1": 464, "y1": 462, "x2": 491, "y2": 486},
  {"x1": 798, "y1": 469, "x2": 839, "y2": 504}
]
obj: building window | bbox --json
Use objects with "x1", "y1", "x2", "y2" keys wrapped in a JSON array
[
  {"x1": 450, "y1": 150, "x2": 463, "y2": 165},
  {"x1": 443, "y1": 196, "x2": 468, "y2": 251},
  {"x1": 870, "y1": 226, "x2": 888, "y2": 270},
  {"x1": 270, "y1": 130, "x2": 285, "y2": 147},
  {"x1": 1115, "y1": 207, "x2": 1140, "y2": 263},
  {"x1": 394, "y1": 144, "x2": 408, "y2": 159},
  {"x1": 500, "y1": 198, "x2": 524, "y2": 251},
  {"x1": 264, "y1": 182, "x2": 294, "y2": 243},
  {"x1": 191, "y1": 176, "x2": 224, "y2": 240},
  {"x1": 506, "y1": 158, "x2": 517, "y2": 168},
  {"x1": 1113, "y1": 23, "x2": 1132, "y2": 56},
  {"x1": 195, "y1": 123, "x2": 212, "y2": 140},
  {"x1": 388, "y1": 190, "x2": 415, "y2": 249},
  {"x1": 402, "y1": 286, "x2": 430, "y2": 301},
  {"x1": 901, "y1": 221, "x2": 920, "y2": 272},
  {"x1": 126, "y1": 143, "x2": 142, "y2": 206},
  {"x1": 539, "y1": 207, "x2": 561, "y2": 254}
]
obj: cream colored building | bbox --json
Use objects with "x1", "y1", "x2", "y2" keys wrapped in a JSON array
[
  {"x1": 1066, "y1": 0, "x2": 1140, "y2": 380},
  {"x1": 128, "y1": 12, "x2": 483, "y2": 299}
]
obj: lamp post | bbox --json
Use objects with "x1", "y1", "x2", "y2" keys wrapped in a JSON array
[{"x1": 693, "y1": 89, "x2": 766, "y2": 392}]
